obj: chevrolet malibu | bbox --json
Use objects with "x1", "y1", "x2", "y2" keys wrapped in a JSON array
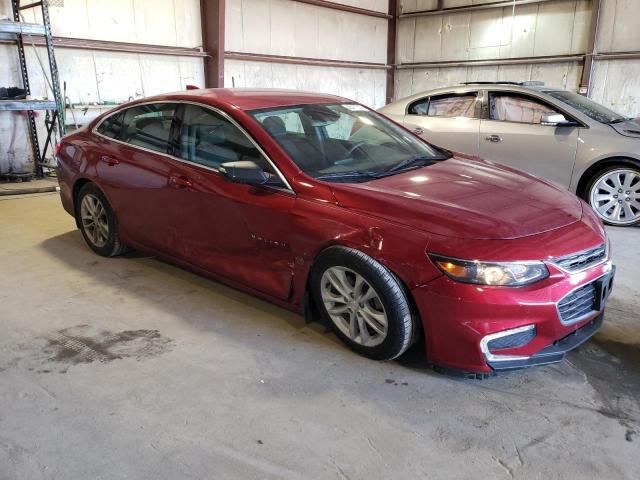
[{"x1": 55, "y1": 89, "x2": 615, "y2": 375}]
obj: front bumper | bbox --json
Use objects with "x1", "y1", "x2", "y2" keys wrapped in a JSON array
[
  {"x1": 411, "y1": 260, "x2": 614, "y2": 374},
  {"x1": 485, "y1": 313, "x2": 602, "y2": 371}
]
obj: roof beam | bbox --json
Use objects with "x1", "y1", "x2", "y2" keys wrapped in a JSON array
[{"x1": 292, "y1": 0, "x2": 391, "y2": 19}]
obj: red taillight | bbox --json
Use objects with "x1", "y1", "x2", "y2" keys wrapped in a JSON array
[{"x1": 54, "y1": 142, "x2": 62, "y2": 156}]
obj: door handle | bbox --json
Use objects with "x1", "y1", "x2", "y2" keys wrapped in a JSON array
[
  {"x1": 168, "y1": 175, "x2": 193, "y2": 189},
  {"x1": 485, "y1": 134, "x2": 502, "y2": 143},
  {"x1": 100, "y1": 155, "x2": 120, "y2": 166},
  {"x1": 413, "y1": 127, "x2": 424, "y2": 135}
]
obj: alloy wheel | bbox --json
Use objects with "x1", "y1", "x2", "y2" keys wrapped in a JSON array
[
  {"x1": 589, "y1": 169, "x2": 640, "y2": 226},
  {"x1": 80, "y1": 194, "x2": 109, "y2": 247},
  {"x1": 320, "y1": 266, "x2": 388, "y2": 347}
]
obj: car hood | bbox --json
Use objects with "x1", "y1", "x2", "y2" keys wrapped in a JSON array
[
  {"x1": 329, "y1": 157, "x2": 583, "y2": 240},
  {"x1": 609, "y1": 118, "x2": 640, "y2": 138}
]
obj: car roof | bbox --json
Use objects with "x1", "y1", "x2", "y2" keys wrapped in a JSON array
[
  {"x1": 458, "y1": 82, "x2": 556, "y2": 92},
  {"x1": 416, "y1": 83, "x2": 560, "y2": 95},
  {"x1": 136, "y1": 88, "x2": 351, "y2": 111}
]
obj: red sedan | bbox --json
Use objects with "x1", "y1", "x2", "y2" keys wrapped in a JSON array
[{"x1": 55, "y1": 89, "x2": 615, "y2": 375}]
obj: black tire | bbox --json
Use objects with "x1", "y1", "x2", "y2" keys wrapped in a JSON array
[
  {"x1": 310, "y1": 246, "x2": 417, "y2": 361},
  {"x1": 583, "y1": 161, "x2": 640, "y2": 227},
  {"x1": 76, "y1": 183, "x2": 127, "y2": 257}
]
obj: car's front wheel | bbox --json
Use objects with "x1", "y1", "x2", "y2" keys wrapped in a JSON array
[
  {"x1": 76, "y1": 183, "x2": 126, "y2": 257},
  {"x1": 586, "y1": 164, "x2": 640, "y2": 226},
  {"x1": 311, "y1": 246, "x2": 417, "y2": 361}
]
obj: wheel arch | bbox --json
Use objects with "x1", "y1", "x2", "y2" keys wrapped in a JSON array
[
  {"x1": 72, "y1": 177, "x2": 94, "y2": 227},
  {"x1": 576, "y1": 156, "x2": 640, "y2": 198},
  {"x1": 302, "y1": 242, "x2": 424, "y2": 345}
]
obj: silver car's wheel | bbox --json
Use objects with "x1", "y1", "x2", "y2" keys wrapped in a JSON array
[
  {"x1": 320, "y1": 266, "x2": 388, "y2": 348},
  {"x1": 80, "y1": 193, "x2": 109, "y2": 247},
  {"x1": 589, "y1": 168, "x2": 640, "y2": 226}
]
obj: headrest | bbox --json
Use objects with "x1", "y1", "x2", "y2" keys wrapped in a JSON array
[{"x1": 262, "y1": 116, "x2": 286, "y2": 137}]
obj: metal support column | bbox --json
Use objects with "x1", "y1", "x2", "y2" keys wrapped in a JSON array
[
  {"x1": 200, "y1": 0, "x2": 225, "y2": 88},
  {"x1": 386, "y1": 0, "x2": 397, "y2": 104}
]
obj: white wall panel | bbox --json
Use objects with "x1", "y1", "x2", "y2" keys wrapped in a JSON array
[
  {"x1": 339, "y1": 0, "x2": 388, "y2": 13},
  {"x1": 591, "y1": 60, "x2": 640, "y2": 117},
  {"x1": 597, "y1": 0, "x2": 640, "y2": 53},
  {"x1": 224, "y1": 59, "x2": 387, "y2": 108},
  {"x1": 1, "y1": 0, "x2": 202, "y2": 47},
  {"x1": 0, "y1": 0, "x2": 203, "y2": 173},
  {"x1": 224, "y1": 0, "x2": 389, "y2": 115},
  {"x1": 226, "y1": 0, "x2": 388, "y2": 64},
  {"x1": 395, "y1": 61, "x2": 582, "y2": 99},
  {"x1": 398, "y1": 0, "x2": 589, "y2": 63}
]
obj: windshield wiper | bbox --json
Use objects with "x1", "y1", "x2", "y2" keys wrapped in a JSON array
[
  {"x1": 609, "y1": 117, "x2": 631, "y2": 124},
  {"x1": 381, "y1": 155, "x2": 437, "y2": 174},
  {"x1": 315, "y1": 171, "x2": 379, "y2": 181}
]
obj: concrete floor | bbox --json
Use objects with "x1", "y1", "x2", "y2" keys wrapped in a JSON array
[{"x1": 1, "y1": 192, "x2": 639, "y2": 480}]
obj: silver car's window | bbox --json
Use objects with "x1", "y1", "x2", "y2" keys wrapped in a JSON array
[
  {"x1": 428, "y1": 94, "x2": 478, "y2": 118},
  {"x1": 250, "y1": 103, "x2": 444, "y2": 181},
  {"x1": 489, "y1": 93, "x2": 558, "y2": 124},
  {"x1": 408, "y1": 97, "x2": 429, "y2": 115},
  {"x1": 546, "y1": 90, "x2": 627, "y2": 124},
  {"x1": 121, "y1": 103, "x2": 177, "y2": 154}
]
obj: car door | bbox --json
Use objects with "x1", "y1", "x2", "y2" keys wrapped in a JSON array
[
  {"x1": 94, "y1": 102, "x2": 180, "y2": 253},
  {"x1": 479, "y1": 91, "x2": 579, "y2": 187},
  {"x1": 402, "y1": 91, "x2": 481, "y2": 155},
  {"x1": 164, "y1": 103, "x2": 296, "y2": 300}
]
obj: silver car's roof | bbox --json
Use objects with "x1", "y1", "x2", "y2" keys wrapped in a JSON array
[{"x1": 411, "y1": 83, "x2": 559, "y2": 94}]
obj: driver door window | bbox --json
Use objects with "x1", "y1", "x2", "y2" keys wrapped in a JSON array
[
  {"x1": 177, "y1": 104, "x2": 277, "y2": 178},
  {"x1": 488, "y1": 93, "x2": 559, "y2": 124}
]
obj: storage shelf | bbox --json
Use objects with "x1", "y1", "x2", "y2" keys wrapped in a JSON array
[
  {"x1": 0, "y1": 99, "x2": 57, "y2": 111},
  {"x1": 0, "y1": 20, "x2": 45, "y2": 35}
]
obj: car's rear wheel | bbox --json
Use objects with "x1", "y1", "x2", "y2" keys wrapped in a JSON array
[
  {"x1": 586, "y1": 165, "x2": 640, "y2": 226},
  {"x1": 310, "y1": 246, "x2": 417, "y2": 361},
  {"x1": 76, "y1": 183, "x2": 126, "y2": 256}
]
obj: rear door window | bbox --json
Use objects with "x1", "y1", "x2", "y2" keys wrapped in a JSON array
[
  {"x1": 120, "y1": 103, "x2": 177, "y2": 154},
  {"x1": 428, "y1": 93, "x2": 479, "y2": 118},
  {"x1": 96, "y1": 111, "x2": 124, "y2": 139}
]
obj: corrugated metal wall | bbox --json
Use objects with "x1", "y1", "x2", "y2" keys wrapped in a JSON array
[
  {"x1": 395, "y1": 0, "x2": 640, "y2": 118},
  {"x1": 0, "y1": 0, "x2": 204, "y2": 174},
  {"x1": 590, "y1": 0, "x2": 640, "y2": 116},
  {"x1": 396, "y1": 0, "x2": 590, "y2": 96},
  {"x1": 223, "y1": 0, "x2": 390, "y2": 108}
]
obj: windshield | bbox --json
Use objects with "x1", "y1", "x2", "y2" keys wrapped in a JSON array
[
  {"x1": 249, "y1": 103, "x2": 446, "y2": 181},
  {"x1": 546, "y1": 90, "x2": 628, "y2": 124}
]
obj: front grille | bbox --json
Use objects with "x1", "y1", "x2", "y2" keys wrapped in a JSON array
[
  {"x1": 557, "y1": 282, "x2": 597, "y2": 325},
  {"x1": 487, "y1": 327, "x2": 536, "y2": 351},
  {"x1": 553, "y1": 244, "x2": 606, "y2": 272}
]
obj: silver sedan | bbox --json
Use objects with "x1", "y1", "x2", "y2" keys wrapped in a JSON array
[{"x1": 379, "y1": 82, "x2": 640, "y2": 227}]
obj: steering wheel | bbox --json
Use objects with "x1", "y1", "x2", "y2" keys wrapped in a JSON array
[{"x1": 342, "y1": 141, "x2": 367, "y2": 159}]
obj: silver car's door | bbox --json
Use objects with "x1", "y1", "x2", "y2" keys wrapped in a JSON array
[
  {"x1": 479, "y1": 91, "x2": 579, "y2": 187},
  {"x1": 402, "y1": 91, "x2": 481, "y2": 155}
]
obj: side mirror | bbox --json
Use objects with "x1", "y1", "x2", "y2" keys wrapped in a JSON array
[
  {"x1": 219, "y1": 161, "x2": 269, "y2": 185},
  {"x1": 541, "y1": 113, "x2": 574, "y2": 126}
]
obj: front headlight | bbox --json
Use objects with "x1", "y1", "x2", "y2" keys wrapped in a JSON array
[{"x1": 429, "y1": 254, "x2": 549, "y2": 286}]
